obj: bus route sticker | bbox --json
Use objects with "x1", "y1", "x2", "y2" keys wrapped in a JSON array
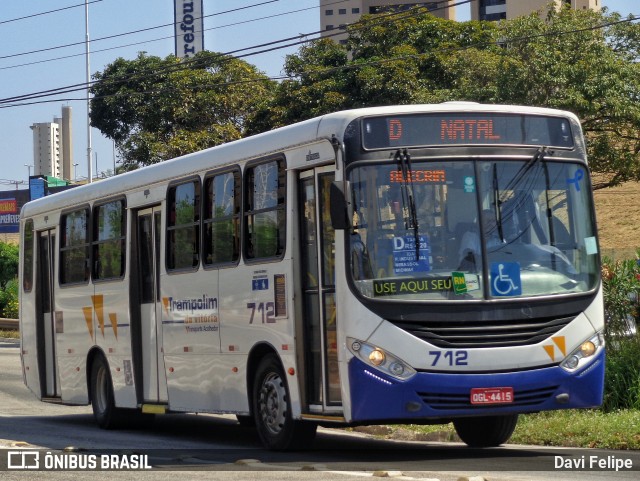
[{"x1": 392, "y1": 235, "x2": 430, "y2": 274}]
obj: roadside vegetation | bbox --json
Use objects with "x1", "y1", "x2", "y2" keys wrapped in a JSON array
[{"x1": 0, "y1": 241, "x2": 18, "y2": 319}]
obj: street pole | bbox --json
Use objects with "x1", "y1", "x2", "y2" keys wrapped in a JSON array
[{"x1": 85, "y1": 0, "x2": 92, "y2": 183}]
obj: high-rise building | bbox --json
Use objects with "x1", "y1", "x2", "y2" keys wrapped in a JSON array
[
  {"x1": 470, "y1": 0, "x2": 600, "y2": 22},
  {"x1": 320, "y1": 1, "x2": 457, "y2": 44},
  {"x1": 30, "y1": 122, "x2": 61, "y2": 178},
  {"x1": 319, "y1": 1, "x2": 601, "y2": 40},
  {"x1": 30, "y1": 106, "x2": 73, "y2": 181}
]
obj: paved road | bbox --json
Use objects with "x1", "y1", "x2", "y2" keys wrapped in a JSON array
[{"x1": 0, "y1": 338, "x2": 638, "y2": 480}]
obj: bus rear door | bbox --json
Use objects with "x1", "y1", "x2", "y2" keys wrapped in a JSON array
[
  {"x1": 131, "y1": 206, "x2": 168, "y2": 405},
  {"x1": 36, "y1": 229, "x2": 60, "y2": 399}
]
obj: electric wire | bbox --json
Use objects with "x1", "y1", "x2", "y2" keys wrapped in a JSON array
[{"x1": 1, "y1": 6, "x2": 637, "y2": 110}]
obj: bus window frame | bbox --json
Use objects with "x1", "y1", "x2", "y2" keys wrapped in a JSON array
[
  {"x1": 203, "y1": 166, "x2": 242, "y2": 269},
  {"x1": 22, "y1": 219, "x2": 34, "y2": 292},
  {"x1": 242, "y1": 155, "x2": 287, "y2": 264},
  {"x1": 166, "y1": 176, "x2": 202, "y2": 274},
  {"x1": 59, "y1": 204, "x2": 92, "y2": 287},
  {"x1": 91, "y1": 196, "x2": 127, "y2": 283}
]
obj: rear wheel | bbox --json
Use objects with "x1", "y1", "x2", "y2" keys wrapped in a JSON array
[
  {"x1": 252, "y1": 354, "x2": 316, "y2": 450},
  {"x1": 90, "y1": 355, "x2": 126, "y2": 429},
  {"x1": 453, "y1": 414, "x2": 518, "y2": 447}
]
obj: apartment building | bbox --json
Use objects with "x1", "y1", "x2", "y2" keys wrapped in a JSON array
[
  {"x1": 319, "y1": 0, "x2": 601, "y2": 41},
  {"x1": 29, "y1": 106, "x2": 73, "y2": 181},
  {"x1": 470, "y1": 0, "x2": 601, "y2": 21},
  {"x1": 320, "y1": 1, "x2": 456, "y2": 43}
]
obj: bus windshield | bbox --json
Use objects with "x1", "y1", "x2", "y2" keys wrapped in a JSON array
[{"x1": 347, "y1": 157, "x2": 599, "y2": 300}]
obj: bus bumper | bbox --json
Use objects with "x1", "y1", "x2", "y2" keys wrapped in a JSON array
[{"x1": 347, "y1": 349, "x2": 605, "y2": 422}]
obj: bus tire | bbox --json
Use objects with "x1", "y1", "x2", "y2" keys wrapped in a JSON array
[
  {"x1": 453, "y1": 414, "x2": 518, "y2": 448},
  {"x1": 236, "y1": 414, "x2": 255, "y2": 427},
  {"x1": 252, "y1": 354, "x2": 317, "y2": 450},
  {"x1": 90, "y1": 355, "x2": 126, "y2": 430}
]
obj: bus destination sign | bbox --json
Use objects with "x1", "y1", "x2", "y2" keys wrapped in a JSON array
[{"x1": 362, "y1": 113, "x2": 574, "y2": 149}]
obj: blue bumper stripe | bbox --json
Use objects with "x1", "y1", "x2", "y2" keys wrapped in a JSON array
[{"x1": 348, "y1": 349, "x2": 605, "y2": 422}]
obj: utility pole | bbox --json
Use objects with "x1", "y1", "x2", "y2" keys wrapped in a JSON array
[
  {"x1": 24, "y1": 164, "x2": 33, "y2": 179},
  {"x1": 85, "y1": 0, "x2": 92, "y2": 183}
]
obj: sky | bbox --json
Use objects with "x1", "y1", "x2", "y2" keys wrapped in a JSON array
[{"x1": 0, "y1": 0, "x2": 637, "y2": 191}]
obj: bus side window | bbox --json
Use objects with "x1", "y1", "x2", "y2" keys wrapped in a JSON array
[
  {"x1": 166, "y1": 179, "x2": 201, "y2": 271},
  {"x1": 244, "y1": 158, "x2": 286, "y2": 261}
]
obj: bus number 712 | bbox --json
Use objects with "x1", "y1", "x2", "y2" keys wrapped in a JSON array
[
  {"x1": 247, "y1": 302, "x2": 276, "y2": 324},
  {"x1": 429, "y1": 350, "x2": 468, "y2": 366}
]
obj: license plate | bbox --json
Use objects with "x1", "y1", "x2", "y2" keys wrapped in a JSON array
[{"x1": 470, "y1": 387, "x2": 514, "y2": 405}]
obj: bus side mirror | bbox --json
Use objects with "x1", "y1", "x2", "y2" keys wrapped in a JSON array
[{"x1": 330, "y1": 181, "x2": 350, "y2": 230}]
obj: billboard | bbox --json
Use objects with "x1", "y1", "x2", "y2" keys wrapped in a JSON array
[
  {"x1": 174, "y1": 0, "x2": 204, "y2": 58},
  {"x1": 0, "y1": 190, "x2": 28, "y2": 234}
]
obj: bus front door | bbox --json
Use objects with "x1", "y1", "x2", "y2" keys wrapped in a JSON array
[
  {"x1": 36, "y1": 230, "x2": 59, "y2": 399},
  {"x1": 299, "y1": 167, "x2": 341, "y2": 412},
  {"x1": 133, "y1": 207, "x2": 168, "y2": 405}
]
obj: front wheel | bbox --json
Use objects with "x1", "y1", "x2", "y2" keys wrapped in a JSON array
[
  {"x1": 453, "y1": 414, "x2": 518, "y2": 447},
  {"x1": 252, "y1": 354, "x2": 316, "y2": 450}
]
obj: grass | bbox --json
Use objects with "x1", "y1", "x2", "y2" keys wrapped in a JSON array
[
  {"x1": 0, "y1": 329, "x2": 19, "y2": 339},
  {"x1": 367, "y1": 410, "x2": 640, "y2": 450},
  {"x1": 511, "y1": 410, "x2": 640, "y2": 450}
]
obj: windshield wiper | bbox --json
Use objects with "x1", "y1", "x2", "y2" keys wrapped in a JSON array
[
  {"x1": 395, "y1": 149, "x2": 420, "y2": 258},
  {"x1": 492, "y1": 163, "x2": 505, "y2": 242}
]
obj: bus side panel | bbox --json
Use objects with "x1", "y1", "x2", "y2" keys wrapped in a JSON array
[
  {"x1": 218, "y1": 261, "x2": 300, "y2": 415},
  {"x1": 55, "y1": 281, "x2": 96, "y2": 404},
  {"x1": 20, "y1": 286, "x2": 41, "y2": 399},
  {"x1": 93, "y1": 281, "x2": 137, "y2": 409},
  {"x1": 162, "y1": 269, "x2": 222, "y2": 412}
]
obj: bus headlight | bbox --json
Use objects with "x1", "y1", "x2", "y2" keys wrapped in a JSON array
[
  {"x1": 560, "y1": 331, "x2": 604, "y2": 372},
  {"x1": 348, "y1": 337, "x2": 416, "y2": 381}
]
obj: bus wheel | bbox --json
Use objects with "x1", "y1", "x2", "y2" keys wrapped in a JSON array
[
  {"x1": 90, "y1": 356, "x2": 125, "y2": 429},
  {"x1": 453, "y1": 414, "x2": 518, "y2": 448},
  {"x1": 252, "y1": 354, "x2": 317, "y2": 450},
  {"x1": 236, "y1": 414, "x2": 255, "y2": 427}
]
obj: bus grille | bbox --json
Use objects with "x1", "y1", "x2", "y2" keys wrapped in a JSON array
[
  {"x1": 393, "y1": 315, "x2": 576, "y2": 348},
  {"x1": 417, "y1": 385, "x2": 559, "y2": 410}
]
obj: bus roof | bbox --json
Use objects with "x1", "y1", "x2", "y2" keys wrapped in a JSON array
[{"x1": 21, "y1": 103, "x2": 580, "y2": 219}]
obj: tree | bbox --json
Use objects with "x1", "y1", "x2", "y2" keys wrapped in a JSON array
[
  {"x1": 90, "y1": 52, "x2": 276, "y2": 170},
  {"x1": 0, "y1": 241, "x2": 18, "y2": 289},
  {"x1": 249, "y1": 6, "x2": 640, "y2": 187},
  {"x1": 494, "y1": 7, "x2": 640, "y2": 188}
]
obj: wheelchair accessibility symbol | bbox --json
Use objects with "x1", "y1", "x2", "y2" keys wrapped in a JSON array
[{"x1": 490, "y1": 262, "x2": 522, "y2": 296}]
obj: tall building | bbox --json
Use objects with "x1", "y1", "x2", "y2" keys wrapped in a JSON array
[
  {"x1": 320, "y1": 1, "x2": 457, "y2": 44},
  {"x1": 30, "y1": 106, "x2": 73, "y2": 181},
  {"x1": 470, "y1": 0, "x2": 601, "y2": 22}
]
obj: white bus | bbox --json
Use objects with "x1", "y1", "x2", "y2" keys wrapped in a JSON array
[{"x1": 20, "y1": 103, "x2": 604, "y2": 450}]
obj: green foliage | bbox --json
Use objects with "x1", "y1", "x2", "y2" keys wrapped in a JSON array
[
  {"x1": 511, "y1": 410, "x2": 640, "y2": 449},
  {"x1": 90, "y1": 52, "x2": 276, "y2": 170},
  {"x1": 249, "y1": 7, "x2": 640, "y2": 186},
  {"x1": 0, "y1": 242, "x2": 18, "y2": 289},
  {"x1": 496, "y1": 8, "x2": 640, "y2": 188},
  {"x1": 0, "y1": 278, "x2": 18, "y2": 319},
  {"x1": 602, "y1": 255, "x2": 640, "y2": 340},
  {"x1": 601, "y1": 254, "x2": 640, "y2": 411},
  {"x1": 386, "y1": 409, "x2": 640, "y2": 449}
]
